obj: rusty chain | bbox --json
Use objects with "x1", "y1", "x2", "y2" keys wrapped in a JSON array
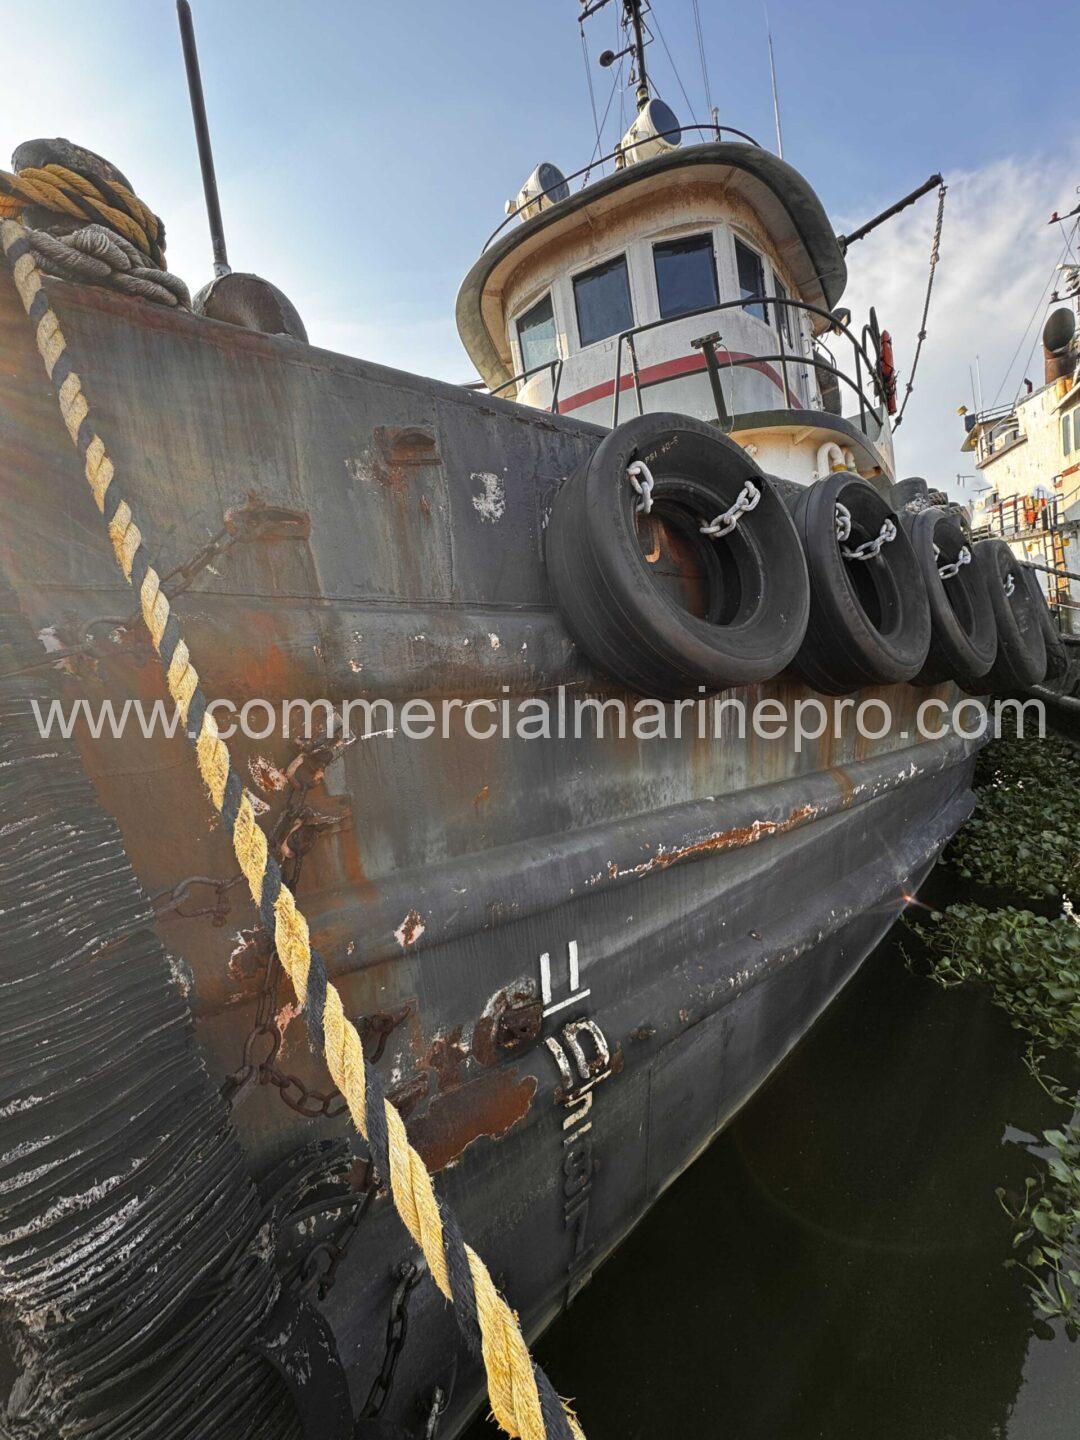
[{"x1": 361, "y1": 1260, "x2": 425, "y2": 1420}]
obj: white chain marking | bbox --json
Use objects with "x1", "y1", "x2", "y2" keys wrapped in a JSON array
[
  {"x1": 841, "y1": 516, "x2": 897, "y2": 561},
  {"x1": 834, "y1": 501, "x2": 853, "y2": 543},
  {"x1": 700, "y1": 480, "x2": 761, "y2": 539},
  {"x1": 627, "y1": 460, "x2": 655, "y2": 515},
  {"x1": 1003, "y1": 572, "x2": 1016, "y2": 597},
  {"x1": 935, "y1": 544, "x2": 971, "y2": 581}
]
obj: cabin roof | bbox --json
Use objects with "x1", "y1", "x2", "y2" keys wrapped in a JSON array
[{"x1": 456, "y1": 141, "x2": 848, "y2": 390}]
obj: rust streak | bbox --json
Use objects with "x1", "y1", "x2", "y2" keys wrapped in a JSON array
[{"x1": 595, "y1": 803, "x2": 819, "y2": 885}]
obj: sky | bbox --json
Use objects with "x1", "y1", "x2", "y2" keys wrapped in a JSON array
[{"x1": 3, "y1": 0, "x2": 1078, "y2": 498}]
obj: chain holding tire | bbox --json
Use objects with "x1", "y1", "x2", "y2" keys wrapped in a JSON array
[
  {"x1": 1004, "y1": 572, "x2": 1016, "y2": 597},
  {"x1": 935, "y1": 544, "x2": 971, "y2": 581},
  {"x1": 627, "y1": 460, "x2": 655, "y2": 514},
  {"x1": 837, "y1": 506, "x2": 897, "y2": 561},
  {"x1": 700, "y1": 480, "x2": 760, "y2": 538}
]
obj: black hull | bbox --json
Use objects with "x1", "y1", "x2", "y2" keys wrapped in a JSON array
[{"x1": 0, "y1": 271, "x2": 979, "y2": 1437}]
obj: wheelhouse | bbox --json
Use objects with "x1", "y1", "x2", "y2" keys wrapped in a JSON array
[{"x1": 457, "y1": 138, "x2": 897, "y2": 486}]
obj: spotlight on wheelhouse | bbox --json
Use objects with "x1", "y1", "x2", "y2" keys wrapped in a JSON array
[
  {"x1": 505, "y1": 162, "x2": 570, "y2": 221},
  {"x1": 619, "y1": 97, "x2": 682, "y2": 165}
]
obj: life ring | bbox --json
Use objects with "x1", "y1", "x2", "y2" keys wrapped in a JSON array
[
  {"x1": 1020, "y1": 566, "x2": 1068, "y2": 684},
  {"x1": 973, "y1": 540, "x2": 1047, "y2": 692},
  {"x1": 901, "y1": 506, "x2": 996, "y2": 687},
  {"x1": 545, "y1": 413, "x2": 810, "y2": 698},
  {"x1": 786, "y1": 472, "x2": 930, "y2": 693}
]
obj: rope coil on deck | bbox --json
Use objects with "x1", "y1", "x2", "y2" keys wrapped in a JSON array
[
  {"x1": 0, "y1": 165, "x2": 189, "y2": 307},
  {"x1": 0, "y1": 218, "x2": 582, "y2": 1440}
]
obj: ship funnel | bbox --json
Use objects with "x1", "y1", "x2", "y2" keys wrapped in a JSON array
[
  {"x1": 1043, "y1": 306, "x2": 1076, "y2": 384},
  {"x1": 505, "y1": 163, "x2": 570, "y2": 222},
  {"x1": 619, "y1": 98, "x2": 682, "y2": 166}
]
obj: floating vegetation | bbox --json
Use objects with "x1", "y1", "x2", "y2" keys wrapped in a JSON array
[
  {"x1": 907, "y1": 724, "x2": 1080, "y2": 1336},
  {"x1": 946, "y1": 731, "x2": 1080, "y2": 900}
]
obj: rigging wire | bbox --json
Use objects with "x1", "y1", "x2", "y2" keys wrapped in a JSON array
[
  {"x1": 580, "y1": 22, "x2": 602, "y2": 160},
  {"x1": 581, "y1": 56, "x2": 625, "y2": 187},
  {"x1": 690, "y1": 0, "x2": 714, "y2": 120},
  {"x1": 646, "y1": 6, "x2": 701, "y2": 127},
  {"x1": 893, "y1": 181, "x2": 947, "y2": 428},
  {"x1": 988, "y1": 219, "x2": 1077, "y2": 410}
]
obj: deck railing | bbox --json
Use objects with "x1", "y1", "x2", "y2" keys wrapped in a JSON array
[
  {"x1": 488, "y1": 297, "x2": 888, "y2": 440},
  {"x1": 483, "y1": 125, "x2": 763, "y2": 250},
  {"x1": 609, "y1": 296, "x2": 887, "y2": 433},
  {"x1": 971, "y1": 493, "x2": 1062, "y2": 541}
]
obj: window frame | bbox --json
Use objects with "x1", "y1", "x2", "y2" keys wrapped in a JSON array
[
  {"x1": 514, "y1": 289, "x2": 560, "y2": 377},
  {"x1": 1063, "y1": 413, "x2": 1073, "y2": 456},
  {"x1": 570, "y1": 251, "x2": 636, "y2": 350},
  {"x1": 732, "y1": 234, "x2": 770, "y2": 326},
  {"x1": 651, "y1": 231, "x2": 720, "y2": 323},
  {"x1": 772, "y1": 272, "x2": 796, "y2": 345}
]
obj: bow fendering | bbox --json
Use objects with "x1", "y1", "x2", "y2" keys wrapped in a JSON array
[{"x1": 0, "y1": 218, "x2": 583, "y2": 1440}]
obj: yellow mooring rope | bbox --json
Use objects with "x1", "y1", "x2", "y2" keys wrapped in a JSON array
[
  {"x1": 0, "y1": 218, "x2": 583, "y2": 1440},
  {"x1": 0, "y1": 164, "x2": 166, "y2": 268}
]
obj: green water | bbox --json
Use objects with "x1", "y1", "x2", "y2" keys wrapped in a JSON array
[{"x1": 519, "y1": 871, "x2": 1080, "y2": 1439}]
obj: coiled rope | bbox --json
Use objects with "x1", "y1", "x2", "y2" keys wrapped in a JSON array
[
  {"x1": 0, "y1": 218, "x2": 582, "y2": 1440},
  {"x1": 0, "y1": 164, "x2": 189, "y2": 307}
]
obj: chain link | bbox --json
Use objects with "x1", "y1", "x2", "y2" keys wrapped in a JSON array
[
  {"x1": 361, "y1": 1260, "x2": 424, "y2": 1419},
  {"x1": 839, "y1": 511, "x2": 897, "y2": 561},
  {"x1": 935, "y1": 544, "x2": 971, "y2": 581},
  {"x1": 700, "y1": 480, "x2": 761, "y2": 539},
  {"x1": 627, "y1": 460, "x2": 655, "y2": 515},
  {"x1": 835, "y1": 501, "x2": 853, "y2": 543},
  {"x1": 1004, "y1": 571, "x2": 1016, "y2": 597}
]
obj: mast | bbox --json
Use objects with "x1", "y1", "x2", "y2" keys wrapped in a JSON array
[
  {"x1": 625, "y1": 0, "x2": 650, "y2": 110},
  {"x1": 582, "y1": 0, "x2": 650, "y2": 111}
]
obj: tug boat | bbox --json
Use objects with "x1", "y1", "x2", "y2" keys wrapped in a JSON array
[{"x1": 0, "y1": 5, "x2": 1055, "y2": 1439}]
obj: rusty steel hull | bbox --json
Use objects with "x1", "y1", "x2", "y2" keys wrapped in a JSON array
[{"x1": 0, "y1": 274, "x2": 978, "y2": 1438}]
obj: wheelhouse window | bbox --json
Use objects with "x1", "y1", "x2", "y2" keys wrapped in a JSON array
[
  {"x1": 573, "y1": 255, "x2": 634, "y2": 347},
  {"x1": 653, "y1": 234, "x2": 719, "y2": 320},
  {"x1": 516, "y1": 292, "x2": 558, "y2": 375},
  {"x1": 773, "y1": 275, "x2": 795, "y2": 344},
  {"x1": 734, "y1": 237, "x2": 768, "y2": 323}
]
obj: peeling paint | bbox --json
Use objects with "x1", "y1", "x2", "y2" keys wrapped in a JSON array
[
  {"x1": 394, "y1": 909, "x2": 425, "y2": 948},
  {"x1": 471, "y1": 472, "x2": 505, "y2": 523}
]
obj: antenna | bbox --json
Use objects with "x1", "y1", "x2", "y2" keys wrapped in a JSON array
[
  {"x1": 584, "y1": 0, "x2": 649, "y2": 111},
  {"x1": 764, "y1": 3, "x2": 784, "y2": 159},
  {"x1": 176, "y1": 0, "x2": 231, "y2": 277}
]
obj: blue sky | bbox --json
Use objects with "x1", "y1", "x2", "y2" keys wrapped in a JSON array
[{"x1": 5, "y1": 1, "x2": 1078, "y2": 490}]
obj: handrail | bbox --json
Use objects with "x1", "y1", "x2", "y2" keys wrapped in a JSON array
[
  {"x1": 488, "y1": 357, "x2": 565, "y2": 412},
  {"x1": 483, "y1": 125, "x2": 763, "y2": 250},
  {"x1": 609, "y1": 295, "x2": 887, "y2": 429}
]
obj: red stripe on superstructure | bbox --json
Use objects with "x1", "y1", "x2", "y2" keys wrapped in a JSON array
[{"x1": 556, "y1": 349, "x2": 791, "y2": 413}]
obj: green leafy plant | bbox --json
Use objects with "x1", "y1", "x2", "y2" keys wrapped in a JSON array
[
  {"x1": 998, "y1": 1121, "x2": 1080, "y2": 1342},
  {"x1": 947, "y1": 733, "x2": 1080, "y2": 900},
  {"x1": 907, "y1": 724, "x2": 1080, "y2": 1334}
]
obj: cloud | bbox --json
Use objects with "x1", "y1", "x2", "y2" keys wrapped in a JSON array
[{"x1": 838, "y1": 150, "x2": 1080, "y2": 500}]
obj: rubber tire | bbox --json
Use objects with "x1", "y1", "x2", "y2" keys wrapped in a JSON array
[
  {"x1": 545, "y1": 412, "x2": 810, "y2": 698},
  {"x1": 975, "y1": 540, "x2": 1048, "y2": 692},
  {"x1": 903, "y1": 506, "x2": 996, "y2": 687},
  {"x1": 891, "y1": 476, "x2": 930, "y2": 511},
  {"x1": 786, "y1": 472, "x2": 931, "y2": 694},
  {"x1": 1021, "y1": 565, "x2": 1069, "y2": 684}
]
